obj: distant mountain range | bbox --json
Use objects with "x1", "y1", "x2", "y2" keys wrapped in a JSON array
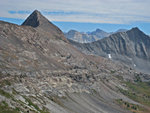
[
  {"x1": 69, "y1": 27, "x2": 150, "y2": 74},
  {"x1": 65, "y1": 29, "x2": 127, "y2": 43}
]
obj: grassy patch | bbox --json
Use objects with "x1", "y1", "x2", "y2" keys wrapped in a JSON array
[
  {"x1": 0, "y1": 101, "x2": 19, "y2": 113},
  {"x1": 0, "y1": 79, "x2": 11, "y2": 86},
  {"x1": 24, "y1": 97, "x2": 49, "y2": 113},
  {"x1": 118, "y1": 80, "x2": 150, "y2": 113},
  {"x1": 134, "y1": 74, "x2": 142, "y2": 83},
  {"x1": 116, "y1": 99, "x2": 146, "y2": 113},
  {"x1": 120, "y1": 81, "x2": 150, "y2": 106},
  {"x1": 0, "y1": 89, "x2": 13, "y2": 98},
  {"x1": 25, "y1": 97, "x2": 40, "y2": 111}
]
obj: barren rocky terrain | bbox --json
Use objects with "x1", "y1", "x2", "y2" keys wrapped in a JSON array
[
  {"x1": 0, "y1": 10, "x2": 150, "y2": 113},
  {"x1": 69, "y1": 28, "x2": 150, "y2": 74}
]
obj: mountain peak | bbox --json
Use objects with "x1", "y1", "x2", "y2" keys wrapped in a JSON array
[
  {"x1": 31, "y1": 10, "x2": 43, "y2": 18},
  {"x1": 68, "y1": 30, "x2": 78, "y2": 33},
  {"x1": 22, "y1": 10, "x2": 68, "y2": 42},
  {"x1": 22, "y1": 10, "x2": 49, "y2": 28},
  {"x1": 33, "y1": 9, "x2": 40, "y2": 14},
  {"x1": 96, "y1": 28, "x2": 103, "y2": 32},
  {"x1": 128, "y1": 27, "x2": 144, "y2": 34},
  {"x1": 131, "y1": 27, "x2": 140, "y2": 31}
]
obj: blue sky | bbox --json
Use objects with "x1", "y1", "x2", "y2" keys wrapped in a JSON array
[{"x1": 0, "y1": 0, "x2": 150, "y2": 34}]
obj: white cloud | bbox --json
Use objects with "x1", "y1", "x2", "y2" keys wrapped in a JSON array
[{"x1": 0, "y1": 0, "x2": 150, "y2": 24}]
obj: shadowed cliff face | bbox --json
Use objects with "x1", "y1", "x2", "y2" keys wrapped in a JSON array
[
  {"x1": 69, "y1": 28, "x2": 150, "y2": 74},
  {"x1": 0, "y1": 10, "x2": 150, "y2": 113}
]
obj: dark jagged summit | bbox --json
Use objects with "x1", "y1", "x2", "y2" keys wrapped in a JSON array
[
  {"x1": 128, "y1": 27, "x2": 142, "y2": 34},
  {"x1": 22, "y1": 10, "x2": 48, "y2": 27},
  {"x1": 127, "y1": 27, "x2": 147, "y2": 35},
  {"x1": 22, "y1": 10, "x2": 61, "y2": 33},
  {"x1": 22, "y1": 10, "x2": 68, "y2": 42},
  {"x1": 22, "y1": 10, "x2": 43, "y2": 27},
  {"x1": 126, "y1": 27, "x2": 149, "y2": 42}
]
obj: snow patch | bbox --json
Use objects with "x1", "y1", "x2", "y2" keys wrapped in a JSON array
[{"x1": 108, "y1": 54, "x2": 112, "y2": 59}]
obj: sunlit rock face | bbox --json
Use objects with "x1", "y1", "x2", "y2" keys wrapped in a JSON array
[{"x1": 69, "y1": 27, "x2": 150, "y2": 74}]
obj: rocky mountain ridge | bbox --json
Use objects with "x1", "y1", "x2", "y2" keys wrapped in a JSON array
[
  {"x1": 65, "y1": 29, "x2": 100, "y2": 43},
  {"x1": 69, "y1": 27, "x2": 150, "y2": 74},
  {"x1": 65, "y1": 28, "x2": 128, "y2": 43},
  {"x1": 0, "y1": 10, "x2": 150, "y2": 113},
  {"x1": 65, "y1": 29, "x2": 110, "y2": 43}
]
